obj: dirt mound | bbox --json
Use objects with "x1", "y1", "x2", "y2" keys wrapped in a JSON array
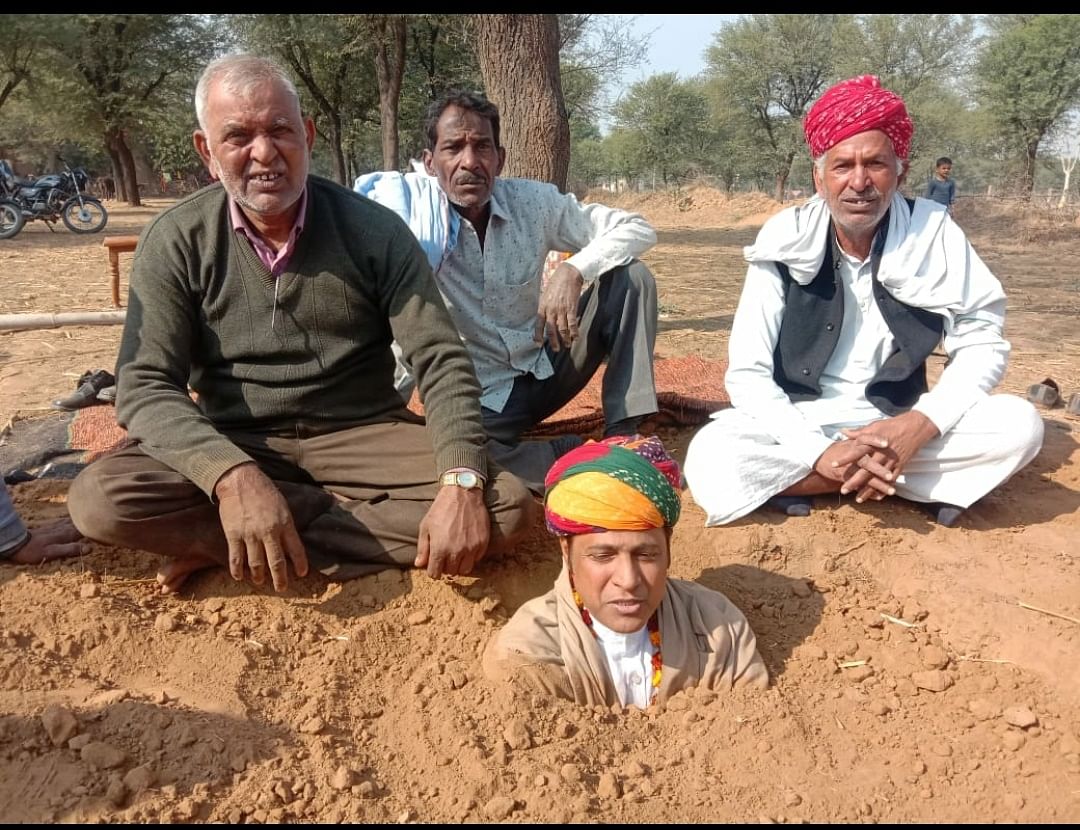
[
  {"x1": 954, "y1": 197, "x2": 1080, "y2": 248},
  {"x1": 586, "y1": 185, "x2": 789, "y2": 229}
]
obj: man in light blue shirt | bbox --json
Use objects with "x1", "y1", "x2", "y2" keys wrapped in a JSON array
[{"x1": 358, "y1": 89, "x2": 660, "y2": 493}]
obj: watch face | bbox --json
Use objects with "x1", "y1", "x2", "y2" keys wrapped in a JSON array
[{"x1": 456, "y1": 471, "x2": 479, "y2": 488}]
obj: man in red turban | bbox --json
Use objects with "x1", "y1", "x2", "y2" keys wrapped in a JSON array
[{"x1": 684, "y1": 75, "x2": 1043, "y2": 530}]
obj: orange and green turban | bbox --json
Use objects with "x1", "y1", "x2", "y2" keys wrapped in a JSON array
[{"x1": 544, "y1": 435, "x2": 682, "y2": 536}]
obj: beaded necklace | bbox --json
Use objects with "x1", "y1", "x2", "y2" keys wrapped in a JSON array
[{"x1": 571, "y1": 577, "x2": 662, "y2": 705}]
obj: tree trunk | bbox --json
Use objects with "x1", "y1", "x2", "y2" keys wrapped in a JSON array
[
  {"x1": 473, "y1": 14, "x2": 570, "y2": 191},
  {"x1": 105, "y1": 129, "x2": 129, "y2": 204},
  {"x1": 372, "y1": 15, "x2": 407, "y2": 172},
  {"x1": 774, "y1": 150, "x2": 796, "y2": 202},
  {"x1": 106, "y1": 151, "x2": 122, "y2": 196},
  {"x1": 774, "y1": 171, "x2": 788, "y2": 203},
  {"x1": 1059, "y1": 155, "x2": 1077, "y2": 209},
  {"x1": 116, "y1": 132, "x2": 141, "y2": 207},
  {"x1": 1021, "y1": 138, "x2": 1040, "y2": 201},
  {"x1": 106, "y1": 128, "x2": 141, "y2": 207},
  {"x1": 326, "y1": 115, "x2": 347, "y2": 186}
]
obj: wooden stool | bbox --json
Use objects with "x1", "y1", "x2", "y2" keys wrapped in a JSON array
[{"x1": 102, "y1": 235, "x2": 139, "y2": 308}]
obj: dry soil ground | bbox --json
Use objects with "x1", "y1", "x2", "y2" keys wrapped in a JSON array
[{"x1": 0, "y1": 189, "x2": 1079, "y2": 823}]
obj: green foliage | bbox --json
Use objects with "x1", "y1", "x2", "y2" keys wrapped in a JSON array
[
  {"x1": 5, "y1": 14, "x2": 1080, "y2": 202},
  {"x1": 398, "y1": 15, "x2": 482, "y2": 162},
  {"x1": 611, "y1": 73, "x2": 712, "y2": 187},
  {"x1": 0, "y1": 14, "x2": 50, "y2": 114},
  {"x1": 704, "y1": 14, "x2": 845, "y2": 197},
  {"x1": 0, "y1": 14, "x2": 220, "y2": 178},
  {"x1": 975, "y1": 14, "x2": 1080, "y2": 194}
]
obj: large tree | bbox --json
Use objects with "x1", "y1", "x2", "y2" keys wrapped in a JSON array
[
  {"x1": 472, "y1": 14, "x2": 570, "y2": 190},
  {"x1": 0, "y1": 15, "x2": 49, "y2": 115},
  {"x1": 975, "y1": 14, "x2": 1080, "y2": 198},
  {"x1": 613, "y1": 73, "x2": 711, "y2": 188},
  {"x1": 705, "y1": 14, "x2": 845, "y2": 201},
  {"x1": 60, "y1": 14, "x2": 218, "y2": 205},
  {"x1": 833, "y1": 15, "x2": 976, "y2": 99},
  {"x1": 231, "y1": 14, "x2": 379, "y2": 185},
  {"x1": 364, "y1": 15, "x2": 408, "y2": 171}
]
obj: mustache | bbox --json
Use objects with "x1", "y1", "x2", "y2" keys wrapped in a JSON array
[
  {"x1": 842, "y1": 186, "x2": 883, "y2": 199},
  {"x1": 455, "y1": 172, "x2": 486, "y2": 185}
]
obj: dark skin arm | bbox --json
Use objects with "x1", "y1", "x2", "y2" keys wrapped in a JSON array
[
  {"x1": 414, "y1": 485, "x2": 491, "y2": 578},
  {"x1": 534, "y1": 262, "x2": 584, "y2": 352},
  {"x1": 214, "y1": 463, "x2": 308, "y2": 592},
  {"x1": 7, "y1": 517, "x2": 90, "y2": 564},
  {"x1": 837, "y1": 411, "x2": 941, "y2": 502}
]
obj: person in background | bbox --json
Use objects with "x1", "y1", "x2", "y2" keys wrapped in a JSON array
[{"x1": 924, "y1": 156, "x2": 956, "y2": 212}]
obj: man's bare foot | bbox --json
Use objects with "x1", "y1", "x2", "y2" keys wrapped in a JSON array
[
  {"x1": 9, "y1": 517, "x2": 91, "y2": 565},
  {"x1": 156, "y1": 556, "x2": 219, "y2": 595}
]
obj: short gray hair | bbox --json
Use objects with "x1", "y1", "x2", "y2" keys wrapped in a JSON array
[
  {"x1": 813, "y1": 153, "x2": 905, "y2": 178},
  {"x1": 194, "y1": 54, "x2": 301, "y2": 132}
]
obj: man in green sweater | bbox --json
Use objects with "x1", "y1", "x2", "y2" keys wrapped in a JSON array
[{"x1": 68, "y1": 54, "x2": 534, "y2": 595}]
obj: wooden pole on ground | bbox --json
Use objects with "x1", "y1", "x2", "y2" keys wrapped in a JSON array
[{"x1": 0, "y1": 311, "x2": 127, "y2": 333}]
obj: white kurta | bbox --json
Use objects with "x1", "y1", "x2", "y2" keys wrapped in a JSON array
[
  {"x1": 684, "y1": 195, "x2": 1044, "y2": 526},
  {"x1": 589, "y1": 617, "x2": 655, "y2": 710}
]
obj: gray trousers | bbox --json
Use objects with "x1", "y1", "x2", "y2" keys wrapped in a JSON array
[
  {"x1": 483, "y1": 260, "x2": 659, "y2": 493},
  {"x1": 68, "y1": 419, "x2": 536, "y2": 580}
]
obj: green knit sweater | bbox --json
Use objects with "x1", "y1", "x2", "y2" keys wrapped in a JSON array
[{"x1": 116, "y1": 176, "x2": 487, "y2": 496}]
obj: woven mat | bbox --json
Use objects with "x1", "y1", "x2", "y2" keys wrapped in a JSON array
[
  {"x1": 0, "y1": 356, "x2": 729, "y2": 475},
  {"x1": 1, "y1": 404, "x2": 131, "y2": 479}
]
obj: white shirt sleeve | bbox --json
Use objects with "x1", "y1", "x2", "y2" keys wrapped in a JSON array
[
  {"x1": 912, "y1": 298, "x2": 1010, "y2": 434},
  {"x1": 545, "y1": 191, "x2": 657, "y2": 282},
  {"x1": 725, "y1": 262, "x2": 836, "y2": 469}
]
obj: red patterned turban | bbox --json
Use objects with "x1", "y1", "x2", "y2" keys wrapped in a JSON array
[
  {"x1": 544, "y1": 435, "x2": 682, "y2": 536},
  {"x1": 803, "y1": 75, "x2": 913, "y2": 160}
]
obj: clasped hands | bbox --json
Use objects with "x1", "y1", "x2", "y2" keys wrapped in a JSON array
[{"x1": 812, "y1": 411, "x2": 940, "y2": 503}]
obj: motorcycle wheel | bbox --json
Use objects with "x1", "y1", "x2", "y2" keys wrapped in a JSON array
[
  {"x1": 0, "y1": 199, "x2": 25, "y2": 240},
  {"x1": 61, "y1": 197, "x2": 108, "y2": 234}
]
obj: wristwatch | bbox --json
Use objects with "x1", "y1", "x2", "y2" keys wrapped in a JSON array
[{"x1": 441, "y1": 470, "x2": 483, "y2": 490}]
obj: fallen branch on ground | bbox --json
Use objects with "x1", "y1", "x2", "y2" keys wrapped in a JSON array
[
  {"x1": 880, "y1": 612, "x2": 922, "y2": 628},
  {"x1": 957, "y1": 655, "x2": 1015, "y2": 665},
  {"x1": 1017, "y1": 600, "x2": 1080, "y2": 625}
]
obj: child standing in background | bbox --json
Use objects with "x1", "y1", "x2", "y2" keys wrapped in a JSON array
[{"x1": 925, "y1": 156, "x2": 957, "y2": 212}]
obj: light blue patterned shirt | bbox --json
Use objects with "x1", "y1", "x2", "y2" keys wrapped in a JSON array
[{"x1": 436, "y1": 179, "x2": 656, "y2": 412}]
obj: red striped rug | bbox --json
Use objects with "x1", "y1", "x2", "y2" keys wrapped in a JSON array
[{"x1": 407, "y1": 355, "x2": 729, "y2": 435}]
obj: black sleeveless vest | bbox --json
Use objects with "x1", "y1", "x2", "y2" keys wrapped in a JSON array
[{"x1": 771, "y1": 202, "x2": 945, "y2": 416}]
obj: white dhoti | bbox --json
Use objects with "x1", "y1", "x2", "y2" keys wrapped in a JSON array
[{"x1": 684, "y1": 394, "x2": 1044, "y2": 526}]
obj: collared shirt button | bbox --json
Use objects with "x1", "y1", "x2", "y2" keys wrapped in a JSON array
[
  {"x1": 802, "y1": 368, "x2": 811, "y2": 376},
  {"x1": 826, "y1": 323, "x2": 835, "y2": 331}
]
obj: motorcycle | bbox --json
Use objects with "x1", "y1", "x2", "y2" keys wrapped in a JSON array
[
  {"x1": 0, "y1": 198, "x2": 24, "y2": 240},
  {"x1": 0, "y1": 157, "x2": 108, "y2": 238}
]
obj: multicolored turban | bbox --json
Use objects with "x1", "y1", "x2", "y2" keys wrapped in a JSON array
[
  {"x1": 803, "y1": 75, "x2": 913, "y2": 160},
  {"x1": 544, "y1": 435, "x2": 682, "y2": 536}
]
